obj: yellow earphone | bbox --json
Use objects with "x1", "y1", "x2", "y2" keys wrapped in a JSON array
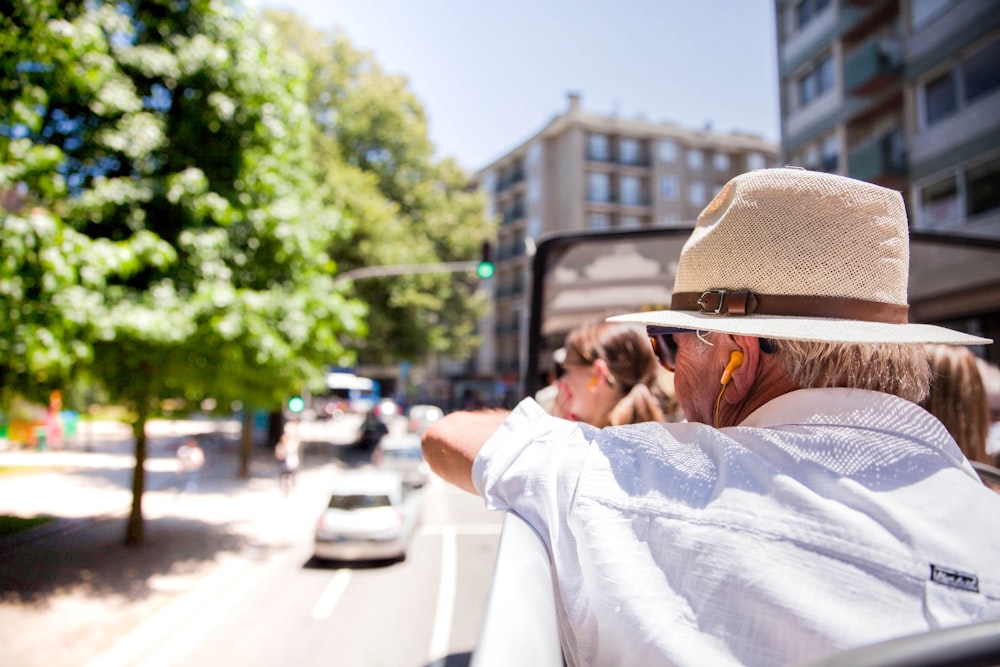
[
  {"x1": 720, "y1": 350, "x2": 744, "y2": 386},
  {"x1": 715, "y1": 350, "x2": 745, "y2": 427}
]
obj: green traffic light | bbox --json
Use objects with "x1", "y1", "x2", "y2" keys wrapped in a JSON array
[
  {"x1": 287, "y1": 396, "x2": 305, "y2": 413},
  {"x1": 476, "y1": 261, "x2": 495, "y2": 279}
]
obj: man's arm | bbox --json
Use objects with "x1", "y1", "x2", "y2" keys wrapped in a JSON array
[{"x1": 421, "y1": 409, "x2": 510, "y2": 494}]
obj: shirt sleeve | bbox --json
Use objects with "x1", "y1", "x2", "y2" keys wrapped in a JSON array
[{"x1": 472, "y1": 397, "x2": 597, "y2": 535}]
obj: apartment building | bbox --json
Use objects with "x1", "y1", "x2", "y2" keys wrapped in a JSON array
[
  {"x1": 473, "y1": 94, "x2": 779, "y2": 399},
  {"x1": 776, "y1": 0, "x2": 1000, "y2": 349}
]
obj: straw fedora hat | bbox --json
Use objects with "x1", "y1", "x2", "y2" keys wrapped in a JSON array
[{"x1": 609, "y1": 168, "x2": 990, "y2": 345}]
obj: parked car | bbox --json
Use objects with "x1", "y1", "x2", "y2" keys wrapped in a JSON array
[
  {"x1": 406, "y1": 403, "x2": 444, "y2": 435},
  {"x1": 372, "y1": 432, "x2": 430, "y2": 488},
  {"x1": 313, "y1": 471, "x2": 420, "y2": 562}
]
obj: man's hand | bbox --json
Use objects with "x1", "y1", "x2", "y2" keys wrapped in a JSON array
[{"x1": 421, "y1": 409, "x2": 510, "y2": 493}]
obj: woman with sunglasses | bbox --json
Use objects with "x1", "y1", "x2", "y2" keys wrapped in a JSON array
[{"x1": 553, "y1": 321, "x2": 680, "y2": 427}]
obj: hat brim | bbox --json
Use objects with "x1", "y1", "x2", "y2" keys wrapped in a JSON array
[{"x1": 608, "y1": 310, "x2": 992, "y2": 346}]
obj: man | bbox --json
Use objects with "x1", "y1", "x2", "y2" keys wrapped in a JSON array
[{"x1": 422, "y1": 168, "x2": 1000, "y2": 667}]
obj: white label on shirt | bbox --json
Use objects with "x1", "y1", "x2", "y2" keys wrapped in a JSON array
[{"x1": 930, "y1": 564, "x2": 979, "y2": 593}]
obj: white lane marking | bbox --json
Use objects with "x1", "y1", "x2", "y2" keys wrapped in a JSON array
[
  {"x1": 311, "y1": 569, "x2": 352, "y2": 621},
  {"x1": 427, "y1": 526, "x2": 457, "y2": 666},
  {"x1": 418, "y1": 522, "x2": 503, "y2": 537}
]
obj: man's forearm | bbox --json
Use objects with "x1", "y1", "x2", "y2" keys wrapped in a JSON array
[{"x1": 421, "y1": 410, "x2": 510, "y2": 493}]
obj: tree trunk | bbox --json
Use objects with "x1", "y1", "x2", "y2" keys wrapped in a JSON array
[
  {"x1": 124, "y1": 409, "x2": 147, "y2": 546},
  {"x1": 238, "y1": 406, "x2": 253, "y2": 478}
]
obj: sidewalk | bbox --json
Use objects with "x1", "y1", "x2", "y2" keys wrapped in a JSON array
[{"x1": 0, "y1": 419, "x2": 355, "y2": 667}]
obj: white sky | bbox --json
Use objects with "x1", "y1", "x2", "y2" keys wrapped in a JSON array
[{"x1": 253, "y1": 0, "x2": 781, "y2": 171}]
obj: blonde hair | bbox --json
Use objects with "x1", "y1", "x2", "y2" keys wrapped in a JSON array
[
  {"x1": 769, "y1": 339, "x2": 931, "y2": 405},
  {"x1": 921, "y1": 344, "x2": 991, "y2": 464},
  {"x1": 564, "y1": 321, "x2": 680, "y2": 425}
]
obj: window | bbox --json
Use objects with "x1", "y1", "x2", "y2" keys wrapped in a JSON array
[
  {"x1": 527, "y1": 216, "x2": 541, "y2": 239},
  {"x1": 587, "y1": 213, "x2": 610, "y2": 230},
  {"x1": 527, "y1": 178, "x2": 541, "y2": 202},
  {"x1": 689, "y1": 182, "x2": 706, "y2": 207},
  {"x1": 587, "y1": 172, "x2": 610, "y2": 202},
  {"x1": 920, "y1": 176, "x2": 959, "y2": 228},
  {"x1": 966, "y1": 158, "x2": 1000, "y2": 218},
  {"x1": 963, "y1": 38, "x2": 1000, "y2": 103},
  {"x1": 658, "y1": 139, "x2": 678, "y2": 162},
  {"x1": 588, "y1": 134, "x2": 609, "y2": 161},
  {"x1": 713, "y1": 152, "x2": 730, "y2": 171},
  {"x1": 620, "y1": 138, "x2": 642, "y2": 165},
  {"x1": 925, "y1": 70, "x2": 958, "y2": 125},
  {"x1": 747, "y1": 152, "x2": 766, "y2": 170},
  {"x1": 621, "y1": 176, "x2": 642, "y2": 205},
  {"x1": 687, "y1": 149, "x2": 703, "y2": 170},
  {"x1": 911, "y1": 0, "x2": 951, "y2": 30},
  {"x1": 922, "y1": 37, "x2": 1000, "y2": 127},
  {"x1": 822, "y1": 135, "x2": 839, "y2": 172},
  {"x1": 803, "y1": 145, "x2": 821, "y2": 171},
  {"x1": 797, "y1": 55, "x2": 834, "y2": 108},
  {"x1": 527, "y1": 141, "x2": 542, "y2": 166},
  {"x1": 659, "y1": 176, "x2": 678, "y2": 200},
  {"x1": 795, "y1": 0, "x2": 830, "y2": 30},
  {"x1": 621, "y1": 215, "x2": 643, "y2": 229}
]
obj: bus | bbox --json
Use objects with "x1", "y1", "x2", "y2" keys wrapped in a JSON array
[{"x1": 314, "y1": 370, "x2": 381, "y2": 418}]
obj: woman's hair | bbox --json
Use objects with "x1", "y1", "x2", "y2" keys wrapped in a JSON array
[
  {"x1": 564, "y1": 321, "x2": 680, "y2": 425},
  {"x1": 769, "y1": 339, "x2": 931, "y2": 405},
  {"x1": 921, "y1": 344, "x2": 991, "y2": 464}
]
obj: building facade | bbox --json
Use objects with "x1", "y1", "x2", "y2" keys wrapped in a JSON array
[
  {"x1": 473, "y1": 94, "x2": 779, "y2": 400},
  {"x1": 776, "y1": 0, "x2": 1000, "y2": 351}
]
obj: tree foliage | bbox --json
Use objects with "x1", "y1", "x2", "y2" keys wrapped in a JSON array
[
  {"x1": 265, "y1": 10, "x2": 496, "y2": 364},
  {"x1": 1, "y1": 0, "x2": 364, "y2": 544}
]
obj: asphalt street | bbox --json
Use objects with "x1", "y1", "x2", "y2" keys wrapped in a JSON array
[{"x1": 0, "y1": 416, "x2": 369, "y2": 667}]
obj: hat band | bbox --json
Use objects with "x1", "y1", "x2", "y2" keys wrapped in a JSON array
[{"x1": 671, "y1": 289, "x2": 909, "y2": 324}]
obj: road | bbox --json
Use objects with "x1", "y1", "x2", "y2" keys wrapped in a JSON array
[
  {"x1": 115, "y1": 476, "x2": 503, "y2": 667},
  {"x1": 0, "y1": 414, "x2": 505, "y2": 667}
]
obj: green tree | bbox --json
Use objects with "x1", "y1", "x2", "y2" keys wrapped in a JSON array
[
  {"x1": 265, "y1": 10, "x2": 496, "y2": 365},
  {"x1": 0, "y1": 0, "x2": 123, "y2": 406},
  {"x1": 1, "y1": 0, "x2": 363, "y2": 545}
]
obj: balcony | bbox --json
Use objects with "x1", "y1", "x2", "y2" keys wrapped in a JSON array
[
  {"x1": 494, "y1": 168, "x2": 525, "y2": 193},
  {"x1": 848, "y1": 130, "x2": 907, "y2": 184},
  {"x1": 844, "y1": 38, "x2": 901, "y2": 95},
  {"x1": 501, "y1": 205, "x2": 525, "y2": 226}
]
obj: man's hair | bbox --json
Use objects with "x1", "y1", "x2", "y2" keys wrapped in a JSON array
[{"x1": 770, "y1": 339, "x2": 930, "y2": 405}]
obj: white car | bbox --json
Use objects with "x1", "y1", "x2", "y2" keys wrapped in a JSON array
[
  {"x1": 372, "y1": 433, "x2": 430, "y2": 488},
  {"x1": 406, "y1": 404, "x2": 444, "y2": 434},
  {"x1": 313, "y1": 471, "x2": 420, "y2": 562}
]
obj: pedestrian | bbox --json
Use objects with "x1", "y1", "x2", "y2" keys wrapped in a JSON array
[
  {"x1": 422, "y1": 168, "x2": 1000, "y2": 666},
  {"x1": 275, "y1": 429, "x2": 301, "y2": 496},
  {"x1": 44, "y1": 390, "x2": 65, "y2": 450},
  {"x1": 922, "y1": 344, "x2": 992, "y2": 467},
  {"x1": 533, "y1": 347, "x2": 565, "y2": 414},
  {"x1": 176, "y1": 437, "x2": 205, "y2": 493}
]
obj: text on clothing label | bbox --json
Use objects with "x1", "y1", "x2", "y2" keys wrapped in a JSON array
[{"x1": 930, "y1": 564, "x2": 979, "y2": 593}]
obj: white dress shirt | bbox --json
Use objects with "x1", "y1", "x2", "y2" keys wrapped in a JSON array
[{"x1": 472, "y1": 388, "x2": 1000, "y2": 667}]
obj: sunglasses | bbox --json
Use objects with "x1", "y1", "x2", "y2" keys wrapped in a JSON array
[
  {"x1": 647, "y1": 327, "x2": 777, "y2": 373},
  {"x1": 647, "y1": 327, "x2": 679, "y2": 372}
]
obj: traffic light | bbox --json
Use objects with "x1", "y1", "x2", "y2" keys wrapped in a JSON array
[
  {"x1": 476, "y1": 242, "x2": 495, "y2": 279},
  {"x1": 287, "y1": 396, "x2": 305, "y2": 413}
]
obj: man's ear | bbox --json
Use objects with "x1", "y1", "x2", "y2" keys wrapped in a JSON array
[{"x1": 725, "y1": 335, "x2": 760, "y2": 401}]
